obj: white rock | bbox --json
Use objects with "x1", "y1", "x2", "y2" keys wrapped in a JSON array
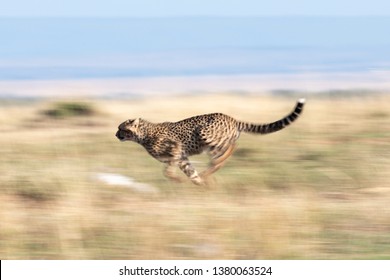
[{"x1": 94, "y1": 172, "x2": 159, "y2": 194}]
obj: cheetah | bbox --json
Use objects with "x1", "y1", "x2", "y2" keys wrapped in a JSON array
[{"x1": 116, "y1": 99, "x2": 305, "y2": 185}]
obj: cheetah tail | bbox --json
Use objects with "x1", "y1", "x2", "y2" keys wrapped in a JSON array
[{"x1": 238, "y1": 98, "x2": 305, "y2": 134}]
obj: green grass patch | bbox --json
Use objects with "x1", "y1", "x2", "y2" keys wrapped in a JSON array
[{"x1": 42, "y1": 101, "x2": 97, "y2": 118}]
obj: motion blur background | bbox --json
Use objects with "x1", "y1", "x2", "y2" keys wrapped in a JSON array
[{"x1": 1, "y1": 0, "x2": 390, "y2": 259}]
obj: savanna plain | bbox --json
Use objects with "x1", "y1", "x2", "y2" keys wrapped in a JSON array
[{"x1": 1, "y1": 93, "x2": 389, "y2": 259}]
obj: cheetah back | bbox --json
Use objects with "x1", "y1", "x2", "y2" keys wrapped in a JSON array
[{"x1": 169, "y1": 113, "x2": 240, "y2": 156}]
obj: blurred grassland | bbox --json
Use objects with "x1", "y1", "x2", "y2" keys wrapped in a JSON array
[{"x1": 0, "y1": 93, "x2": 390, "y2": 259}]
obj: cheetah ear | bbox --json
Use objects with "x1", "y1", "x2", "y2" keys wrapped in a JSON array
[{"x1": 133, "y1": 118, "x2": 140, "y2": 128}]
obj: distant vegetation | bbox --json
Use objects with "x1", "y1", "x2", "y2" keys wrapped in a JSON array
[{"x1": 42, "y1": 101, "x2": 96, "y2": 118}]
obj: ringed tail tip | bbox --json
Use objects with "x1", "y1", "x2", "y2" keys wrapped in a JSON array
[{"x1": 298, "y1": 98, "x2": 306, "y2": 104}]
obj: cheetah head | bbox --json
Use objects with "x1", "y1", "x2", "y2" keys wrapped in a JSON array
[{"x1": 116, "y1": 118, "x2": 141, "y2": 142}]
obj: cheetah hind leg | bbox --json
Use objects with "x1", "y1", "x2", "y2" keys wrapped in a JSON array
[{"x1": 200, "y1": 143, "x2": 236, "y2": 180}]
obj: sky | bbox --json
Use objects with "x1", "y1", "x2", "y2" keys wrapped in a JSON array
[
  {"x1": 1, "y1": 1, "x2": 390, "y2": 81},
  {"x1": 1, "y1": 0, "x2": 390, "y2": 17}
]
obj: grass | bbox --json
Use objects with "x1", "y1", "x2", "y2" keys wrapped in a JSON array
[{"x1": 0, "y1": 93, "x2": 389, "y2": 259}]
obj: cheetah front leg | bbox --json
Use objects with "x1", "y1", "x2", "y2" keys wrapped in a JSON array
[
  {"x1": 163, "y1": 162, "x2": 185, "y2": 183},
  {"x1": 178, "y1": 157, "x2": 204, "y2": 186},
  {"x1": 158, "y1": 140, "x2": 189, "y2": 183}
]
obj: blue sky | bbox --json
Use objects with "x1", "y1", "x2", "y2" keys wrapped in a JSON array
[
  {"x1": 1, "y1": 1, "x2": 390, "y2": 80},
  {"x1": 1, "y1": 0, "x2": 390, "y2": 17}
]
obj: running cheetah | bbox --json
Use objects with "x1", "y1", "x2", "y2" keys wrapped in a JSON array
[{"x1": 116, "y1": 99, "x2": 305, "y2": 185}]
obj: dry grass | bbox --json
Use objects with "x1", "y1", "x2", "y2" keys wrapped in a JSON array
[{"x1": 1, "y1": 93, "x2": 390, "y2": 259}]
